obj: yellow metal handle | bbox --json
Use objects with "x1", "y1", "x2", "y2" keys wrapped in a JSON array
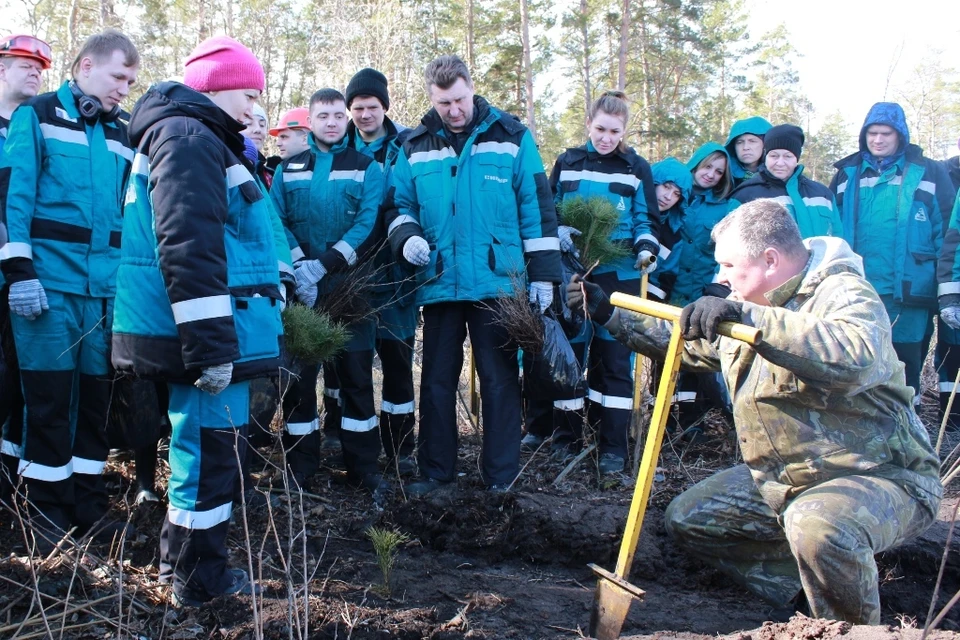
[{"x1": 610, "y1": 292, "x2": 762, "y2": 345}]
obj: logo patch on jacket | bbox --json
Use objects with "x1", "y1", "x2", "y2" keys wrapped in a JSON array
[
  {"x1": 485, "y1": 174, "x2": 508, "y2": 184},
  {"x1": 617, "y1": 196, "x2": 626, "y2": 211},
  {"x1": 55, "y1": 107, "x2": 77, "y2": 124},
  {"x1": 915, "y1": 207, "x2": 927, "y2": 222}
]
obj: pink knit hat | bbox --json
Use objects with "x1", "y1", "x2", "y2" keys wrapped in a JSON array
[{"x1": 183, "y1": 36, "x2": 265, "y2": 93}]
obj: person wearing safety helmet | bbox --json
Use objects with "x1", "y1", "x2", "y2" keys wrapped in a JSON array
[
  {"x1": 0, "y1": 34, "x2": 52, "y2": 153},
  {"x1": 0, "y1": 32, "x2": 52, "y2": 506},
  {"x1": 269, "y1": 106, "x2": 310, "y2": 159}
]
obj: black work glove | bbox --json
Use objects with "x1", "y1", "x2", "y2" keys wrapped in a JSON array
[
  {"x1": 702, "y1": 283, "x2": 732, "y2": 298},
  {"x1": 679, "y1": 296, "x2": 743, "y2": 341},
  {"x1": 565, "y1": 274, "x2": 614, "y2": 325}
]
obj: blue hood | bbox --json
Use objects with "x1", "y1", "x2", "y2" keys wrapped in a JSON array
[
  {"x1": 652, "y1": 157, "x2": 693, "y2": 202},
  {"x1": 724, "y1": 116, "x2": 772, "y2": 179},
  {"x1": 859, "y1": 102, "x2": 909, "y2": 168}
]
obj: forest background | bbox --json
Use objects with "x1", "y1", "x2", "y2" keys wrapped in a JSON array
[{"x1": 3, "y1": 0, "x2": 960, "y2": 182}]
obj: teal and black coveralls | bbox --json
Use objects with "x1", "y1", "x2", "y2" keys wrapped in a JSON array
[
  {"x1": 385, "y1": 96, "x2": 561, "y2": 486},
  {"x1": 0, "y1": 82, "x2": 132, "y2": 532},
  {"x1": 346, "y1": 117, "x2": 418, "y2": 464},
  {"x1": 113, "y1": 82, "x2": 283, "y2": 602},
  {"x1": 831, "y1": 102, "x2": 953, "y2": 398},
  {"x1": 271, "y1": 133, "x2": 383, "y2": 484},
  {"x1": 526, "y1": 140, "x2": 659, "y2": 460},
  {"x1": 0, "y1": 112, "x2": 26, "y2": 495}
]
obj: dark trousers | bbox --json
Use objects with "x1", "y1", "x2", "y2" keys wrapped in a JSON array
[
  {"x1": 420, "y1": 301, "x2": 521, "y2": 486},
  {"x1": 936, "y1": 320, "x2": 960, "y2": 428},
  {"x1": 160, "y1": 381, "x2": 249, "y2": 601},
  {"x1": 284, "y1": 316, "x2": 380, "y2": 482},
  {"x1": 376, "y1": 332, "x2": 416, "y2": 460},
  {"x1": 0, "y1": 288, "x2": 24, "y2": 501},
  {"x1": 11, "y1": 292, "x2": 112, "y2": 531}
]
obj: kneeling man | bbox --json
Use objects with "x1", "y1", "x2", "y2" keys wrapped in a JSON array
[{"x1": 568, "y1": 199, "x2": 942, "y2": 624}]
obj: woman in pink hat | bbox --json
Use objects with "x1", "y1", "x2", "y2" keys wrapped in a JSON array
[{"x1": 113, "y1": 36, "x2": 283, "y2": 607}]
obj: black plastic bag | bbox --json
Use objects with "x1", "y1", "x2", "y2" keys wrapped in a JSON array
[{"x1": 523, "y1": 315, "x2": 583, "y2": 400}]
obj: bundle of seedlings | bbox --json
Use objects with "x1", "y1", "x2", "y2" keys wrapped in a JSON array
[
  {"x1": 314, "y1": 249, "x2": 393, "y2": 326},
  {"x1": 492, "y1": 277, "x2": 546, "y2": 355},
  {"x1": 559, "y1": 196, "x2": 632, "y2": 267},
  {"x1": 282, "y1": 304, "x2": 351, "y2": 365}
]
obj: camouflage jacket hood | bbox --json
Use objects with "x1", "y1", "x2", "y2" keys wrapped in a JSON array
[{"x1": 613, "y1": 236, "x2": 942, "y2": 514}]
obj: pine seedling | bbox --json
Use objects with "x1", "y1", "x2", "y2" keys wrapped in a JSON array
[
  {"x1": 282, "y1": 304, "x2": 351, "y2": 365},
  {"x1": 366, "y1": 526, "x2": 410, "y2": 596},
  {"x1": 559, "y1": 196, "x2": 632, "y2": 267}
]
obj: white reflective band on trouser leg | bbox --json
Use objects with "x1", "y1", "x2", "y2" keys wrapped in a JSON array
[
  {"x1": 286, "y1": 418, "x2": 319, "y2": 435},
  {"x1": 553, "y1": 398, "x2": 584, "y2": 411},
  {"x1": 381, "y1": 400, "x2": 415, "y2": 414},
  {"x1": 341, "y1": 416, "x2": 379, "y2": 432},
  {"x1": 586, "y1": 389, "x2": 632, "y2": 410},
  {"x1": 941, "y1": 381, "x2": 960, "y2": 393},
  {"x1": 72, "y1": 456, "x2": 106, "y2": 475},
  {"x1": 1, "y1": 439, "x2": 22, "y2": 458},
  {"x1": 167, "y1": 502, "x2": 233, "y2": 530},
  {"x1": 18, "y1": 459, "x2": 72, "y2": 482}
]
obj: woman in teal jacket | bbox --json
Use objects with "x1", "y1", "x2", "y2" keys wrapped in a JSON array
[
  {"x1": 529, "y1": 91, "x2": 659, "y2": 475},
  {"x1": 660, "y1": 143, "x2": 734, "y2": 435}
]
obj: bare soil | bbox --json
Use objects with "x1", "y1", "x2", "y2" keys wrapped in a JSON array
[{"x1": 2, "y1": 353, "x2": 960, "y2": 639}]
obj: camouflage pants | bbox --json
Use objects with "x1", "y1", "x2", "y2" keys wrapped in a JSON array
[{"x1": 664, "y1": 464, "x2": 934, "y2": 624}]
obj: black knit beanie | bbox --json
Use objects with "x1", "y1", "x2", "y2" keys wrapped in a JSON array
[
  {"x1": 763, "y1": 124, "x2": 805, "y2": 159},
  {"x1": 345, "y1": 68, "x2": 389, "y2": 111}
]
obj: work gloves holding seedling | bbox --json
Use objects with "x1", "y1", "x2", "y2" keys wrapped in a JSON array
[
  {"x1": 558, "y1": 226, "x2": 581, "y2": 256},
  {"x1": 294, "y1": 259, "x2": 327, "y2": 309},
  {"x1": 529, "y1": 281, "x2": 554, "y2": 314},
  {"x1": 941, "y1": 295, "x2": 960, "y2": 331},
  {"x1": 680, "y1": 297, "x2": 743, "y2": 342},
  {"x1": 8, "y1": 279, "x2": 48, "y2": 319},
  {"x1": 565, "y1": 274, "x2": 614, "y2": 325},
  {"x1": 402, "y1": 236, "x2": 431, "y2": 267}
]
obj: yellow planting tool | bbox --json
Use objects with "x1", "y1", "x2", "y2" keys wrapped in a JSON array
[{"x1": 588, "y1": 292, "x2": 761, "y2": 640}]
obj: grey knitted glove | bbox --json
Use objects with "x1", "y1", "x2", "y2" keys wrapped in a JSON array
[
  {"x1": 195, "y1": 362, "x2": 234, "y2": 395},
  {"x1": 8, "y1": 279, "x2": 49, "y2": 320},
  {"x1": 402, "y1": 236, "x2": 430, "y2": 266}
]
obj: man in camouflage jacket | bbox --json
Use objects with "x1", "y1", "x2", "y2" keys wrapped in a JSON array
[{"x1": 568, "y1": 199, "x2": 942, "y2": 624}]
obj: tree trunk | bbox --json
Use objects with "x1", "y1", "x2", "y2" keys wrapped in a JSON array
[
  {"x1": 520, "y1": 0, "x2": 537, "y2": 140},
  {"x1": 618, "y1": 0, "x2": 630, "y2": 91},
  {"x1": 580, "y1": 0, "x2": 592, "y2": 115},
  {"x1": 466, "y1": 0, "x2": 475, "y2": 70}
]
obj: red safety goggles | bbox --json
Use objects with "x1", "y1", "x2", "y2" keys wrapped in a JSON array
[{"x1": 0, "y1": 34, "x2": 52, "y2": 69}]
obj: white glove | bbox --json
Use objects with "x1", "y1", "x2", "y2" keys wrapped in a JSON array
[
  {"x1": 558, "y1": 226, "x2": 581, "y2": 256},
  {"x1": 8, "y1": 279, "x2": 49, "y2": 320},
  {"x1": 295, "y1": 260, "x2": 326, "y2": 298},
  {"x1": 298, "y1": 284, "x2": 318, "y2": 309},
  {"x1": 402, "y1": 236, "x2": 430, "y2": 266},
  {"x1": 942, "y1": 306, "x2": 960, "y2": 331},
  {"x1": 635, "y1": 250, "x2": 657, "y2": 275},
  {"x1": 195, "y1": 362, "x2": 234, "y2": 395},
  {"x1": 529, "y1": 281, "x2": 553, "y2": 314}
]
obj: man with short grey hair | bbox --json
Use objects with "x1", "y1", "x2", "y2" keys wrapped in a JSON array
[
  {"x1": 385, "y1": 54, "x2": 561, "y2": 495},
  {"x1": 567, "y1": 199, "x2": 941, "y2": 624}
]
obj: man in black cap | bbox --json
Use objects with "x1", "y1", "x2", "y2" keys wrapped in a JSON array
[{"x1": 343, "y1": 68, "x2": 418, "y2": 477}]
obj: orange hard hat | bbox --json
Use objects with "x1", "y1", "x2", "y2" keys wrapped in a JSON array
[
  {"x1": 269, "y1": 107, "x2": 310, "y2": 136},
  {"x1": 0, "y1": 34, "x2": 52, "y2": 70}
]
